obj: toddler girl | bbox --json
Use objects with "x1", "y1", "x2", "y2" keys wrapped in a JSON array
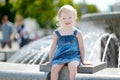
[{"x1": 48, "y1": 4, "x2": 89, "y2": 80}]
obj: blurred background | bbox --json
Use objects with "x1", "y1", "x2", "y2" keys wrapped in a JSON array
[
  {"x1": 0, "y1": 0, "x2": 120, "y2": 38},
  {"x1": 0, "y1": 0, "x2": 120, "y2": 67}
]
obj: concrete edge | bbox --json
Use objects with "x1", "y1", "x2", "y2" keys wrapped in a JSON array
[
  {"x1": 40, "y1": 62, "x2": 107, "y2": 73},
  {"x1": 75, "y1": 74, "x2": 120, "y2": 80},
  {"x1": 0, "y1": 70, "x2": 50, "y2": 80}
]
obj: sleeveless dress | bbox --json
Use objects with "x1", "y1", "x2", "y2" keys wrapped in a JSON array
[{"x1": 50, "y1": 29, "x2": 81, "y2": 66}]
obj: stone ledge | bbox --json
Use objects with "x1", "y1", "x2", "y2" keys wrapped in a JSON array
[
  {"x1": 0, "y1": 62, "x2": 39, "y2": 72},
  {"x1": 0, "y1": 62, "x2": 49, "y2": 80},
  {"x1": 0, "y1": 70, "x2": 49, "y2": 80},
  {"x1": 40, "y1": 62, "x2": 107, "y2": 80},
  {"x1": 0, "y1": 62, "x2": 119, "y2": 80},
  {"x1": 76, "y1": 67, "x2": 120, "y2": 80},
  {"x1": 78, "y1": 62, "x2": 107, "y2": 73},
  {"x1": 75, "y1": 73, "x2": 120, "y2": 80},
  {"x1": 0, "y1": 51, "x2": 17, "y2": 61},
  {"x1": 40, "y1": 62, "x2": 107, "y2": 74}
]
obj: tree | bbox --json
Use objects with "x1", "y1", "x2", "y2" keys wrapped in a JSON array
[
  {"x1": 86, "y1": 4, "x2": 99, "y2": 13},
  {"x1": 12, "y1": 0, "x2": 74, "y2": 28},
  {"x1": 13, "y1": 0, "x2": 55, "y2": 28},
  {"x1": 12, "y1": 0, "x2": 99, "y2": 28},
  {"x1": 74, "y1": 3, "x2": 99, "y2": 20},
  {"x1": 0, "y1": 0, "x2": 16, "y2": 23}
]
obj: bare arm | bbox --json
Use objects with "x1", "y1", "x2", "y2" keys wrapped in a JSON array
[
  {"x1": 10, "y1": 28, "x2": 17, "y2": 41},
  {"x1": 49, "y1": 32, "x2": 58, "y2": 62},
  {"x1": 76, "y1": 31, "x2": 85, "y2": 64}
]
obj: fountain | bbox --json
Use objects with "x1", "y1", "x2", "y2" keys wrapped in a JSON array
[
  {"x1": 81, "y1": 12, "x2": 120, "y2": 41},
  {"x1": 102, "y1": 34, "x2": 116, "y2": 61},
  {"x1": 0, "y1": 12, "x2": 120, "y2": 80},
  {"x1": 80, "y1": 12, "x2": 120, "y2": 67},
  {"x1": 8, "y1": 35, "x2": 53, "y2": 64},
  {"x1": 86, "y1": 33, "x2": 110, "y2": 62}
]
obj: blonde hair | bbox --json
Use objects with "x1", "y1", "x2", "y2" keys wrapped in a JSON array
[
  {"x1": 15, "y1": 14, "x2": 23, "y2": 21},
  {"x1": 14, "y1": 14, "x2": 23, "y2": 27},
  {"x1": 56, "y1": 4, "x2": 77, "y2": 21}
]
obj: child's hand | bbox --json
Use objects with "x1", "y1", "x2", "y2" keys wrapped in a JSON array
[
  {"x1": 82, "y1": 61, "x2": 92, "y2": 66},
  {"x1": 43, "y1": 61, "x2": 50, "y2": 65}
]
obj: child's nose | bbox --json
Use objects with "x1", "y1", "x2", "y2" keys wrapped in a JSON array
[{"x1": 63, "y1": 18, "x2": 69, "y2": 22}]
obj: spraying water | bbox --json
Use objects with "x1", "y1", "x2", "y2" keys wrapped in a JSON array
[
  {"x1": 7, "y1": 12, "x2": 120, "y2": 68},
  {"x1": 87, "y1": 33, "x2": 110, "y2": 63},
  {"x1": 7, "y1": 35, "x2": 53, "y2": 63},
  {"x1": 102, "y1": 33, "x2": 116, "y2": 62}
]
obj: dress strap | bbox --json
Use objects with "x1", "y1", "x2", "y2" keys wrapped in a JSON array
[
  {"x1": 55, "y1": 30, "x2": 61, "y2": 37},
  {"x1": 73, "y1": 29, "x2": 77, "y2": 36}
]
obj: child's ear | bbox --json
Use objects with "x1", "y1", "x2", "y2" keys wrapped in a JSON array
[{"x1": 75, "y1": 15, "x2": 77, "y2": 20}]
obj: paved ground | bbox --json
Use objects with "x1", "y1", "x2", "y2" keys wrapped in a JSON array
[
  {"x1": 0, "y1": 62, "x2": 48, "y2": 80},
  {"x1": 94, "y1": 68, "x2": 120, "y2": 76},
  {"x1": 0, "y1": 41, "x2": 19, "y2": 52},
  {"x1": 0, "y1": 41, "x2": 19, "y2": 61},
  {"x1": 0, "y1": 62, "x2": 120, "y2": 80},
  {"x1": 0, "y1": 62, "x2": 39, "y2": 72},
  {"x1": 0, "y1": 62, "x2": 120, "y2": 75}
]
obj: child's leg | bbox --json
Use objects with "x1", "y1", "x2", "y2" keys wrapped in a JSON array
[
  {"x1": 68, "y1": 61, "x2": 79, "y2": 80},
  {"x1": 51, "y1": 64, "x2": 64, "y2": 80},
  {"x1": 7, "y1": 40, "x2": 12, "y2": 48},
  {"x1": 1, "y1": 41, "x2": 6, "y2": 48}
]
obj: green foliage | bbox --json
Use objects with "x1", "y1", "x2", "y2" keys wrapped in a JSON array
[
  {"x1": 56, "y1": 0, "x2": 73, "y2": 7},
  {"x1": 13, "y1": 0, "x2": 55, "y2": 28},
  {"x1": 13, "y1": 0, "x2": 75, "y2": 28},
  {"x1": 86, "y1": 4, "x2": 99, "y2": 13},
  {"x1": 0, "y1": 2, "x2": 16, "y2": 23},
  {"x1": 74, "y1": 3, "x2": 99, "y2": 20},
  {"x1": 1, "y1": 0, "x2": 99, "y2": 28},
  {"x1": 73, "y1": 3, "x2": 83, "y2": 20}
]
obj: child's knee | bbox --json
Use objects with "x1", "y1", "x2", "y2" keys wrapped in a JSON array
[
  {"x1": 68, "y1": 61, "x2": 79, "y2": 67},
  {"x1": 51, "y1": 64, "x2": 64, "y2": 73},
  {"x1": 51, "y1": 65, "x2": 58, "y2": 72},
  {"x1": 68, "y1": 61, "x2": 79, "y2": 73}
]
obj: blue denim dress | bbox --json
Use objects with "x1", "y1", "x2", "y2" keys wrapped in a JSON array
[{"x1": 51, "y1": 29, "x2": 81, "y2": 66}]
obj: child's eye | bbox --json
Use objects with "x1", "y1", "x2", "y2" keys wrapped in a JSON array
[
  {"x1": 63, "y1": 18, "x2": 65, "y2": 20},
  {"x1": 69, "y1": 17, "x2": 72, "y2": 19}
]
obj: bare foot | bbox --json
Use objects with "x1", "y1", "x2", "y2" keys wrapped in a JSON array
[
  {"x1": 82, "y1": 61, "x2": 92, "y2": 66},
  {"x1": 43, "y1": 61, "x2": 50, "y2": 65}
]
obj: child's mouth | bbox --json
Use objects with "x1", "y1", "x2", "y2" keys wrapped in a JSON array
[{"x1": 65, "y1": 23, "x2": 71, "y2": 25}]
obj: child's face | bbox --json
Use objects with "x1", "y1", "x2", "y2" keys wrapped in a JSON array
[
  {"x1": 16, "y1": 18, "x2": 23, "y2": 26},
  {"x1": 2, "y1": 16, "x2": 8, "y2": 24},
  {"x1": 59, "y1": 10, "x2": 75, "y2": 27}
]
